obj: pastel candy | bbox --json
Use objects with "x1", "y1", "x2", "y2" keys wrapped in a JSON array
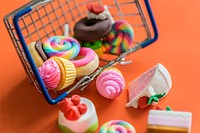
[
  {"x1": 102, "y1": 20, "x2": 134, "y2": 55},
  {"x1": 43, "y1": 36, "x2": 80, "y2": 59},
  {"x1": 96, "y1": 67, "x2": 125, "y2": 99},
  {"x1": 99, "y1": 120, "x2": 136, "y2": 133}
]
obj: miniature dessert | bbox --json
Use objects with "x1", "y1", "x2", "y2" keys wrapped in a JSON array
[
  {"x1": 87, "y1": 4, "x2": 110, "y2": 20},
  {"x1": 71, "y1": 48, "x2": 99, "y2": 78},
  {"x1": 74, "y1": 17, "x2": 112, "y2": 42},
  {"x1": 58, "y1": 95, "x2": 98, "y2": 133},
  {"x1": 28, "y1": 42, "x2": 44, "y2": 68},
  {"x1": 102, "y1": 20, "x2": 134, "y2": 55},
  {"x1": 126, "y1": 63, "x2": 172, "y2": 109},
  {"x1": 79, "y1": 40, "x2": 103, "y2": 57},
  {"x1": 38, "y1": 57, "x2": 76, "y2": 91},
  {"x1": 42, "y1": 36, "x2": 80, "y2": 60},
  {"x1": 99, "y1": 120, "x2": 136, "y2": 133},
  {"x1": 96, "y1": 67, "x2": 125, "y2": 99},
  {"x1": 148, "y1": 110, "x2": 192, "y2": 133},
  {"x1": 35, "y1": 41, "x2": 48, "y2": 61},
  {"x1": 74, "y1": 4, "x2": 112, "y2": 42}
]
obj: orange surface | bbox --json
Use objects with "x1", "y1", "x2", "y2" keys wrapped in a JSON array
[{"x1": 0, "y1": 0, "x2": 200, "y2": 133}]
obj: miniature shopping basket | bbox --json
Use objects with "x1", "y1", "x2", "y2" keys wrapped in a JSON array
[{"x1": 4, "y1": 0, "x2": 158, "y2": 104}]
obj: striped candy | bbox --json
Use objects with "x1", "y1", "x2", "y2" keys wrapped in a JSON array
[
  {"x1": 103, "y1": 20, "x2": 134, "y2": 55},
  {"x1": 99, "y1": 120, "x2": 136, "y2": 133},
  {"x1": 43, "y1": 36, "x2": 80, "y2": 59}
]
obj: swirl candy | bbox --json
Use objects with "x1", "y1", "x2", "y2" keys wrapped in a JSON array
[
  {"x1": 96, "y1": 67, "x2": 125, "y2": 99},
  {"x1": 99, "y1": 120, "x2": 136, "y2": 133},
  {"x1": 43, "y1": 36, "x2": 80, "y2": 59},
  {"x1": 102, "y1": 20, "x2": 134, "y2": 55}
]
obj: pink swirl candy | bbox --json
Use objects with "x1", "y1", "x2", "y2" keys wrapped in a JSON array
[
  {"x1": 96, "y1": 68, "x2": 125, "y2": 99},
  {"x1": 38, "y1": 59, "x2": 60, "y2": 90}
]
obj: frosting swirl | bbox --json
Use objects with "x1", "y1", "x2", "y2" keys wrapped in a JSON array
[
  {"x1": 96, "y1": 69, "x2": 125, "y2": 99},
  {"x1": 38, "y1": 59, "x2": 60, "y2": 89}
]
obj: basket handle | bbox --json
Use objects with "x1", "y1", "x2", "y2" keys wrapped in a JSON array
[{"x1": 141, "y1": 0, "x2": 158, "y2": 48}]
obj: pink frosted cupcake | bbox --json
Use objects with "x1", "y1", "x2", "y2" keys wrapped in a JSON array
[
  {"x1": 38, "y1": 59, "x2": 60, "y2": 90},
  {"x1": 96, "y1": 67, "x2": 125, "y2": 99},
  {"x1": 38, "y1": 57, "x2": 76, "y2": 91}
]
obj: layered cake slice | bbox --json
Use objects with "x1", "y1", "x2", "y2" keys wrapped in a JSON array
[{"x1": 148, "y1": 110, "x2": 192, "y2": 133}]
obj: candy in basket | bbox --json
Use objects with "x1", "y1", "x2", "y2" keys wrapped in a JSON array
[{"x1": 4, "y1": 0, "x2": 158, "y2": 104}]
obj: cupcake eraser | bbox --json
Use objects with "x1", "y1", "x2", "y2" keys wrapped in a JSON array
[
  {"x1": 96, "y1": 67, "x2": 125, "y2": 99},
  {"x1": 38, "y1": 57, "x2": 76, "y2": 91},
  {"x1": 58, "y1": 95, "x2": 98, "y2": 133},
  {"x1": 126, "y1": 63, "x2": 172, "y2": 109}
]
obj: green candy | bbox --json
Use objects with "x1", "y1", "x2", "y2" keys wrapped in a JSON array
[{"x1": 80, "y1": 40, "x2": 102, "y2": 50}]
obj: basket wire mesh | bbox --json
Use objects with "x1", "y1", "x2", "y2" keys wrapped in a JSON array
[{"x1": 4, "y1": 0, "x2": 158, "y2": 104}]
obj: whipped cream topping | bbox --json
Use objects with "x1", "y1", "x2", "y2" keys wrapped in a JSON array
[{"x1": 87, "y1": 11, "x2": 110, "y2": 20}]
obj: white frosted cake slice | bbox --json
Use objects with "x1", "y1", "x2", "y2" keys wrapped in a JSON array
[
  {"x1": 148, "y1": 110, "x2": 192, "y2": 133},
  {"x1": 58, "y1": 95, "x2": 98, "y2": 133},
  {"x1": 126, "y1": 63, "x2": 172, "y2": 108}
]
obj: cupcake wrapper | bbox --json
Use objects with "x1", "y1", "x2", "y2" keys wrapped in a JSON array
[{"x1": 52, "y1": 57, "x2": 76, "y2": 91}]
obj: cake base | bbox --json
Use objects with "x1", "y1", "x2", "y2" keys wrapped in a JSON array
[
  {"x1": 58, "y1": 121, "x2": 98, "y2": 133},
  {"x1": 148, "y1": 125, "x2": 188, "y2": 133}
]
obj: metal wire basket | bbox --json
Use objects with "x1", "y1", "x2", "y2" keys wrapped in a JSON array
[{"x1": 4, "y1": 0, "x2": 158, "y2": 104}]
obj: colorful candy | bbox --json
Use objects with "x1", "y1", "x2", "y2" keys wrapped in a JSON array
[
  {"x1": 80, "y1": 40, "x2": 103, "y2": 56},
  {"x1": 43, "y1": 36, "x2": 80, "y2": 59},
  {"x1": 102, "y1": 20, "x2": 134, "y2": 55},
  {"x1": 99, "y1": 120, "x2": 136, "y2": 133}
]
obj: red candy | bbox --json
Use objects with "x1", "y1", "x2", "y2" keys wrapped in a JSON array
[
  {"x1": 78, "y1": 103, "x2": 87, "y2": 114},
  {"x1": 138, "y1": 96, "x2": 149, "y2": 109},
  {"x1": 64, "y1": 106, "x2": 81, "y2": 121},
  {"x1": 156, "y1": 105, "x2": 164, "y2": 110},
  {"x1": 71, "y1": 95, "x2": 80, "y2": 105},
  {"x1": 87, "y1": 4, "x2": 105, "y2": 14},
  {"x1": 59, "y1": 95, "x2": 88, "y2": 121},
  {"x1": 59, "y1": 98, "x2": 74, "y2": 112}
]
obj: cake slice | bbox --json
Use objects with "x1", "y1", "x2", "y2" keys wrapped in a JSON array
[
  {"x1": 126, "y1": 63, "x2": 172, "y2": 108},
  {"x1": 148, "y1": 110, "x2": 192, "y2": 133}
]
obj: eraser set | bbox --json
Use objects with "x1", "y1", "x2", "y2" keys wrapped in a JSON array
[{"x1": 4, "y1": 0, "x2": 192, "y2": 132}]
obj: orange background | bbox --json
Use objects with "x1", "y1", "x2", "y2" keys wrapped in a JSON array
[{"x1": 0, "y1": 0, "x2": 200, "y2": 133}]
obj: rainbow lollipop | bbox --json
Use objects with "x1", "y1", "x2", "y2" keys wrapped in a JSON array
[
  {"x1": 103, "y1": 20, "x2": 134, "y2": 55},
  {"x1": 43, "y1": 36, "x2": 80, "y2": 59}
]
